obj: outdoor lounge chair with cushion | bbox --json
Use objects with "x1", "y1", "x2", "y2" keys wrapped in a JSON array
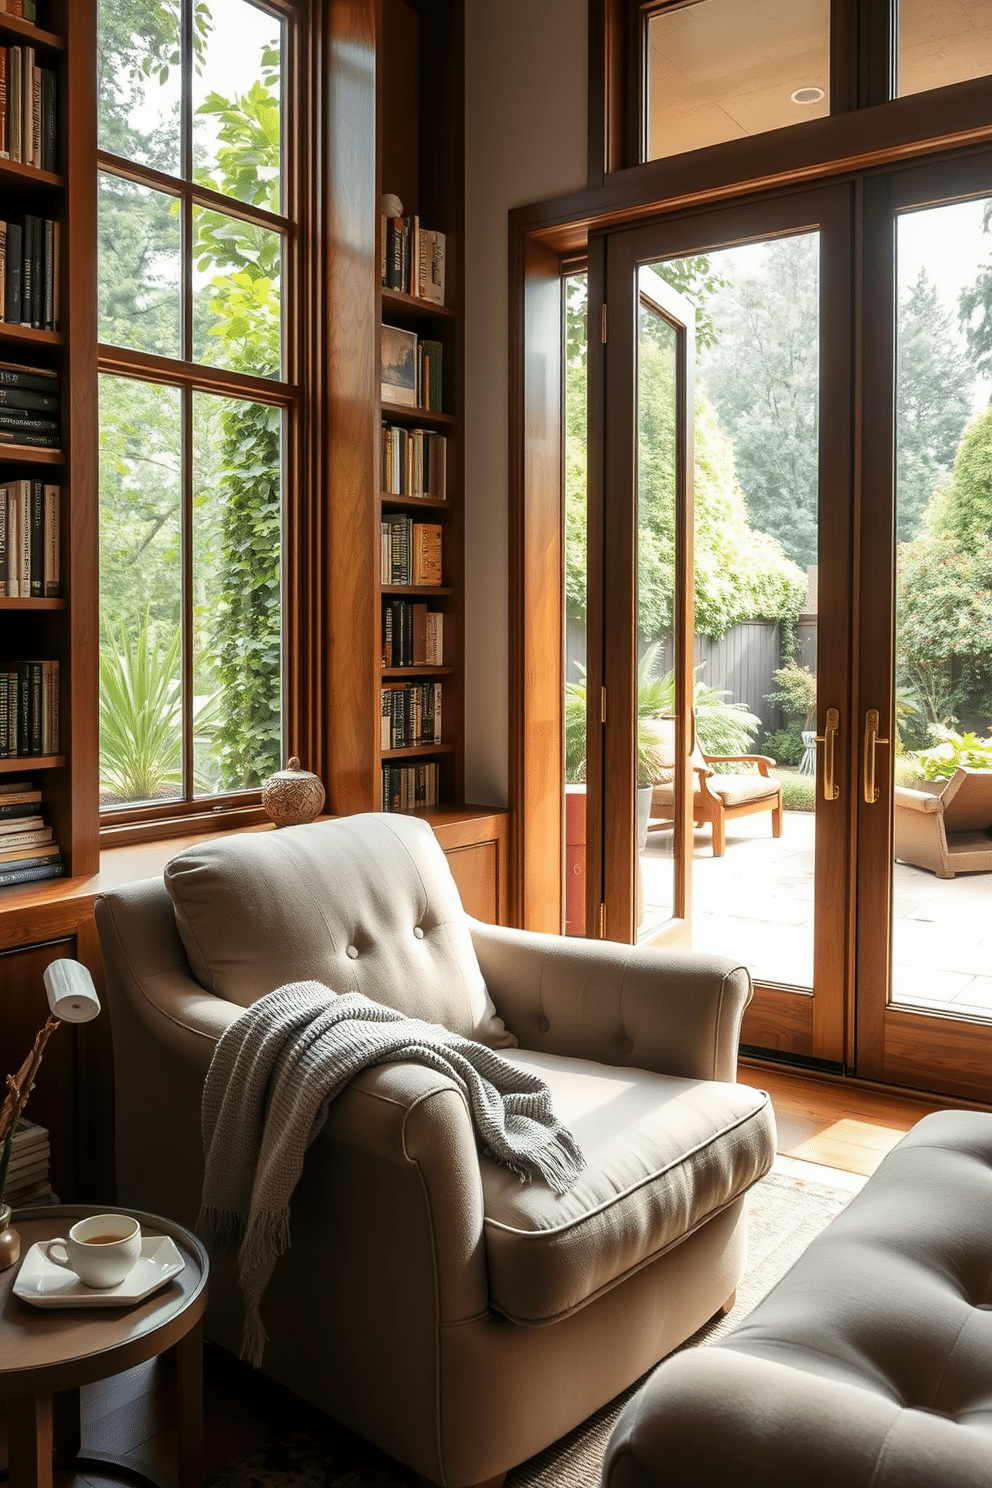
[
  {"x1": 646, "y1": 718, "x2": 783, "y2": 857},
  {"x1": 893, "y1": 766, "x2": 992, "y2": 878}
]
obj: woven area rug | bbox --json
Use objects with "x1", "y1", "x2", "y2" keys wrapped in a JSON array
[{"x1": 206, "y1": 1163, "x2": 860, "y2": 1488}]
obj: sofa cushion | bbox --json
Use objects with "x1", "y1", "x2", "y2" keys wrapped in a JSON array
[
  {"x1": 164, "y1": 813, "x2": 514, "y2": 1046},
  {"x1": 480, "y1": 1048, "x2": 774, "y2": 1323}
]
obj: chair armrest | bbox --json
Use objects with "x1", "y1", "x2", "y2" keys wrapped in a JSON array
[
  {"x1": 893, "y1": 785, "x2": 943, "y2": 815},
  {"x1": 469, "y1": 919, "x2": 751, "y2": 1083},
  {"x1": 702, "y1": 753, "x2": 777, "y2": 776}
]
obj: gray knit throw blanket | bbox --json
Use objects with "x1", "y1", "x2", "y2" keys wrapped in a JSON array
[{"x1": 197, "y1": 981, "x2": 585, "y2": 1366}]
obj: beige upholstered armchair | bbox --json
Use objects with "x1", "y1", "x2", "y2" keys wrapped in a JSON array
[
  {"x1": 893, "y1": 767, "x2": 992, "y2": 878},
  {"x1": 647, "y1": 718, "x2": 783, "y2": 857},
  {"x1": 95, "y1": 813, "x2": 775, "y2": 1488}
]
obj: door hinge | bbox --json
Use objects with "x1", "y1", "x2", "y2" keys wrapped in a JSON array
[
  {"x1": 600, "y1": 686, "x2": 607, "y2": 723},
  {"x1": 601, "y1": 304, "x2": 608, "y2": 343},
  {"x1": 598, "y1": 903, "x2": 605, "y2": 936}
]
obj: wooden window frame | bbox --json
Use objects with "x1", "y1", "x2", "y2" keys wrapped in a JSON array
[
  {"x1": 511, "y1": 10, "x2": 992, "y2": 929},
  {"x1": 96, "y1": 0, "x2": 304, "y2": 846}
]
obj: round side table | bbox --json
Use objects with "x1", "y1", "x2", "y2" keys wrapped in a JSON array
[{"x1": 0, "y1": 1204, "x2": 208, "y2": 1488}]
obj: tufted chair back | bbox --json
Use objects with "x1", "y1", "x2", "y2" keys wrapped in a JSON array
[{"x1": 163, "y1": 812, "x2": 514, "y2": 1045}]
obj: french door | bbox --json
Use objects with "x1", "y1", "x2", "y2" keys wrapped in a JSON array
[{"x1": 585, "y1": 157, "x2": 992, "y2": 1103}]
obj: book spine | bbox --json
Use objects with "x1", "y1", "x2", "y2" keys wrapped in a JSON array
[
  {"x1": 0, "y1": 49, "x2": 7, "y2": 160},
  {"x1": 17, "y1": 481, "x2": 30, "y2": 595},
  {"x1": 0, "y1": 487, "x2": 6, "y2": 597},
  {"x1": 43, "y1": 483, "x2": 58, "y2": 594},
  {"x1": 5, "y1": 486, "x2": 18, "y2": 596},
  {"x1": 9, "y1": 46, "x2": 20, "y2": 164},
  {"x1": 0, "y1": 673, "x2": 8, "y2": 756},
  {"x1": 19, "y1": 212, "x2": 32, "y2": 327},
  {"x1": 21, "y1": 45, "x2": 33, "y2": 169},
  {"x1": 0, "y1": 385, "x2": 59, "y2": 412},
  {"x1": 0, "y1": 799, "x2": 39, "y2": 820},
  {"x1": 0, "y1": 363, "x2": 59, "y2": 391},
  {"x1": 29, "y1": 478, "x2": 42, "y2": 596},
  {"x1": 41, "y1": 67, "x2": 55, "y2": 173},
  {"x1": 31, "y1": 61, "x2": 41, "y2": 173},
  {"x1": 5, "y1": 220, "x2": 21, "y2": 324}
]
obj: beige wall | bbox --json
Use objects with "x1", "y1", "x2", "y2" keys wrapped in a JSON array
[{"x1": 463, "y1": 1, "x2": 588, "y2": 805}]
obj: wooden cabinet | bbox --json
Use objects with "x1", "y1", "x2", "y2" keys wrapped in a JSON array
[{"x1": 0, "y1": 1, "x2": 98, "y2": 879}]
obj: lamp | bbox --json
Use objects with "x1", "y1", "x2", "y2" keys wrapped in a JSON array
[{"x1": 0, "y1": 960, "x2": 102, "y2": 1207}]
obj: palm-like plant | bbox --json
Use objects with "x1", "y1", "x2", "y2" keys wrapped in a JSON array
[
  {"x1": 100, "y1": 612, "x2": 221, "y2": 803},
  {"x1": 564, "y1": 642, "x2": 761, "y2": 786}
]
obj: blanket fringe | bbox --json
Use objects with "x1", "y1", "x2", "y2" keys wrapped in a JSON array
[{"x1": 196, "y1": 1205, "x2": 246, "y2": 1255}]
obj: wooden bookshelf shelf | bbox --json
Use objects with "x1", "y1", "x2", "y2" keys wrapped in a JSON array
[
  {"x1": 0, "y1": 597, "x2": 66, "y2": 609},
  {"x1": 382, "y1": 665, "x2": 453, "y2": 679},
  {"x1": 0, "y1": 16, "x2": 64, "y2": 49},
  {"x1": 381, "y1": 584, "x2": 453, "y2": 597},
  {"x1": 381, "y1": 400, "x2": 454, "y2": 426},
  {"x1": 380, "y1": 492, "x2": 449, "y2": 509},
  {"x1": 0, "y1": 753, "x2": 67, "y2": 772},
  {"x1": 383, "y1": 743, "x2": 455, "y2": 761},
  {"x1": 381, "y1": 286, "x2": 455, "y2": 319}
]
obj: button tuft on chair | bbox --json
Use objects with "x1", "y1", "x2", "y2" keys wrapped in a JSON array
[
  {"x1": 413, "y1": 926, "x2": 425, "y2": 939},
  {"x1": 622, "y1": 1038, "x2": 634, "y2": 1055},
  {"x1": 538, "y1": 1018, "x2": 550, "y2": 1033},
  {"x1": 346, "y1": 945, "x2": 359, "y2": 959}
]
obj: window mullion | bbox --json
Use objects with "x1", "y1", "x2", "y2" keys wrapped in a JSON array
[{"x1": 182, "y1": 383, "x2": 195, "y2": 804}]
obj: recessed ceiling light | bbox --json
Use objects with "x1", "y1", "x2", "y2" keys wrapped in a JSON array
[{"x1": 791, "y1": 86, "x2": 825, "y2": 105}]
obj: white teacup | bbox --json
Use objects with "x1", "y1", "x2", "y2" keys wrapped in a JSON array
[{"x1": 46, "y1": 1213, "x2": 142, "y2": 1289}]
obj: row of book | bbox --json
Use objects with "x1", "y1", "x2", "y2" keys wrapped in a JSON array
[
  {"x1": 0, "y1": 477, "x2": 59, "y2": 593},
  {"x1": 3, "y1": 1116, "x2": 54, "y2": 1209},
  {"x1": 382, "y1": 599, "x2": 444, "y2": 668},
  {"x1": 0, "y1": 215, "x2": 61, "y2": 338},
  {"x1": 381, "y1": 680, "x2": 443, "y2": 751},
  {"x1": 381, "y1": 214, "x2": 446, "y2": 305},
  {"x1": 380, "y1": 324, "x2": 443, "y2": 412},
  {"x1": 0, "y1": 43, "x2": 56, "y2": 169},
  {"x1": 381, "y1": 516, "x2": 442, "y2": 587},
  {"x1": 381, "y1": 424, "x2": 447, "y2": 499},
  {"x1": 381, "y1": 761, "x2": 440, "y2": 813},
  {"x1": 0, "y1": 660, "x2": 59, "y2": 755},
  {"x1": 0, "y1": 777, "x2": 63, "y2": 885}
]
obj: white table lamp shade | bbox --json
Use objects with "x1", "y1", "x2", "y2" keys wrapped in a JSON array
[{"x1": 43, "y1": 959, "x2": 101, "y2": 1023}]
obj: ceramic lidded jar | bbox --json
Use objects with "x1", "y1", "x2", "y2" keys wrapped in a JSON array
[
  {"x1": 260, "y1": 758, "x2": 326, "y2": 828},
  {"x1": 0, "y1": 1203, "x2": 20, "y2": 1271}
]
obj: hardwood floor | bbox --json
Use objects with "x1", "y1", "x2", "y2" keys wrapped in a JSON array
[{"x1": 0, "y1": 1068, "x2": 960, "y2": 1486}]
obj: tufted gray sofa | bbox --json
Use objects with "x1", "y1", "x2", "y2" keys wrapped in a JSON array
[
  {"x1": 94, "y1": 812, "x2": 775, "y2": 1488},
  {"x1": 604, "y1": 1109, "x2": 992, "y2": 1488}
]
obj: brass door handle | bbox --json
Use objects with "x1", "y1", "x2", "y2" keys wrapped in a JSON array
[
  {"x1": 814, "y1": 707, "x2": 840, "y2": 801},
  {"x1": 863, "y1": 709, "x2": 890, "y2": 803}
]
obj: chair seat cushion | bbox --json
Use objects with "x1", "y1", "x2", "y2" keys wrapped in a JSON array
[
  {"x1": 163, "y1": 813, "x2": 514, "y2": 1046},
  {"x1": 701, "y1": 773, "x2": 779, "y2": 807},
  {"x1": 480, "y1": 1048, "x2": 774, "y2": 1324}
]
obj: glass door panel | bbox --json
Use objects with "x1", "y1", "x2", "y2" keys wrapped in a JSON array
[
  {"x1": 593, "y1": 188, "x2": 853, "y2": 1066},
  {"x1": 857, "y1": 159, "x2": 992, "y2": 1103}
]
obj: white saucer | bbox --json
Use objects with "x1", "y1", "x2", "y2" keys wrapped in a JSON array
[{"x1": 13, "y1": 1234, "x2": 186, "y2": 1308}]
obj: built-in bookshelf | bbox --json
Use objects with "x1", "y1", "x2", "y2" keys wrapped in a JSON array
[
  {"x1": 0, "y1": 0, "x2": 98, "y2": 877},
  {"x1": 375, "y1": 0, "x2": 462, "y2": 814}
]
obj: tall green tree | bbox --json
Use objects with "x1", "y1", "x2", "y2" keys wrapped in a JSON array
[
  {"x1": 698, "y1": 236, "x2": 820, "y2": 572},
  {"x1": 896, "y1": 268, "x2": 974, "y2": 540}
]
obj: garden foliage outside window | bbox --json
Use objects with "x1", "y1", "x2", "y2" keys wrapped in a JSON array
[{"x1": 97, "y1": 0, "x2": 292, "y2": 814}]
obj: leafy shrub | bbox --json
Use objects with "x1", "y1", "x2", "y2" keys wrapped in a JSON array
[
  {"x1": 762, "y1": 661, "x2": 816, "y2": 765},
  {"x1": 762, "y1": 728, "x2": 803, "y2": 766},
  {"x1": 915, "y1": 727, "x2": 992, "y2": 780}
]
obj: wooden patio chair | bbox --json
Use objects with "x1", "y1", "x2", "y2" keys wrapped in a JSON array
[
  {"x1": 646, "y1": 717, "x2": 783, "y2": 857},
  {"x1": 893, "y1": 766, "x2": 992, "y2": 879}
]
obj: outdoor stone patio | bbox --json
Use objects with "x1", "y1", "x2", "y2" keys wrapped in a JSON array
[{"x1": 639, "y1": 810, "x2": 992, "y2": 1017}]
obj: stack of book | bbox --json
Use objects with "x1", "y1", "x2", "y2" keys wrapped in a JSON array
[
  {"x1": 380, "y1": 680, "x2": 442, "y2": 750},
  {"x1": 381, "y1": 516, "x2": 442, "y2": 586},
  {"x1": 0, "y1": 216, "x2": 61, "y2": 338},
  {"x1": 382, "y1": 599, "x2": 443, "y2": 667},
  {"x1": 381, "y1": 761, "x2": 440, "y2": 812},
  {"x1": 381, "y1": 214, "x2": 445, "y2": 305},
  {"x1": 0, "y1": 777, "x2": 62, "y2": 883},
  {"x1": 3, "y1": 1115, "x2": 53, "y2": 1209},
  {"x1": 0, "y1": 473, "x2": 60, "y2": 591},
  {"x1": 0, "y1": 39, "x2": 56, "y2": 170},
  {"x1": 0, "y1": 661, "x2": 60, "y2": 755},
  {"x1": 381, "y1": 423, "x2": 447, "y2": 498}
]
